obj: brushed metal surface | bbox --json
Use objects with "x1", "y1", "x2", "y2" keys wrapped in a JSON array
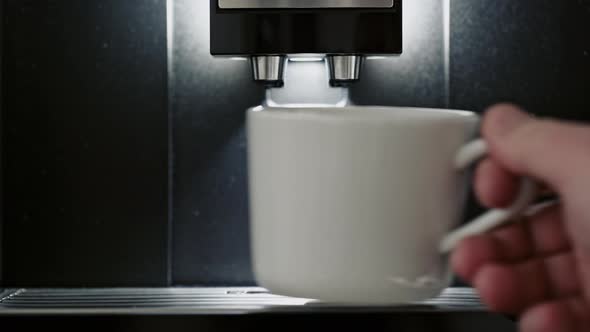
[
  {"x1": 219, "y1": 0, "x2": 394, "y2": 9},
  {"x1": 252, "y1": 56, "x2": 287, "y2": 85},
  {"x1": 327, "y1": 55, "x2": 363, "y2": 84}
]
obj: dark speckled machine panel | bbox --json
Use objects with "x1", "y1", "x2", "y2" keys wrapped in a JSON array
[
  {"x1": 450, "y1": 1, "x2": 590, "y2": 120},
  {"x1": 1, "y1": 0, "x2": 169, "y2": 286}
]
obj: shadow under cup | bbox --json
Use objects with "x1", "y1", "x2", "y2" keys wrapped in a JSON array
[{"x1": 247, "y1": 106, "x2": 480, "y2": 304}]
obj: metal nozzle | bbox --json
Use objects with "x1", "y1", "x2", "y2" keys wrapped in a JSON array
[
  {"x1": 327, "y1": 55, "x2": 363, "y2": 86},
  {"x1": 251, "y1": 55, "x2": 287, "y2": 87}
]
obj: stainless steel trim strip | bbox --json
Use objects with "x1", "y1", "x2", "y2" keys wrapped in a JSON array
[{"x1": 219, "y1": 0, "x2": 394, "y2": 9}]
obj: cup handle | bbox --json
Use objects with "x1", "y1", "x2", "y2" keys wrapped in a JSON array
[{"x1": 439, "y1": 139, "x2": 539, "y2": 254}]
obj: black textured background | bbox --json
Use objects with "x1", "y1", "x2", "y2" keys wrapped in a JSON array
[
  {"x1": 451, "y1": 1, "x2": 590, "y2": 119},
  {"x1": 1, "y1": 0, "x2": 169, "y2": 286}
]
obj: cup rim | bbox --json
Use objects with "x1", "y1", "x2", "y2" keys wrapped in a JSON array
[{"x1": 248, "y1": 105, "x2": 477, "y2": 122}]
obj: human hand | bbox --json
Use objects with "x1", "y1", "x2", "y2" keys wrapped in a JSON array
[{"x1": 451, "y1": 104, "x2": 590, "y2": 331}]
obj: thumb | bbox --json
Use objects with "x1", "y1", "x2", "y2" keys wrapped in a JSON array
[{"x1": 482, "y1": 103, "x2": 590, "y2": 194}]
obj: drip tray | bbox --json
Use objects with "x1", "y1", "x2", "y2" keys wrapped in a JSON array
[
  {"x1": 0, "y1": 287, "x2": 487, "y2": 315},
  {"x1": 0, "y1": 288, "x2": 517, "y2": 332}
]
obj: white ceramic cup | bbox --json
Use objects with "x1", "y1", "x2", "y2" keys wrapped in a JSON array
[{"x1": 247, "y1": 106, "x2": 538, "y2": 304}]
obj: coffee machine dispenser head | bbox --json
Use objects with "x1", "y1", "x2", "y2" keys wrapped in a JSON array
[{"x1": 210, "y1": 0, "x2": 402, "y2": 87}]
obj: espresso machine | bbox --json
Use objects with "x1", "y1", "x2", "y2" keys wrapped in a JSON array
[
  {"x1": 0, "y1": 0, "x2": 589, "y2": 330},
  {"x1": 209, "y1": 0, "x2": 404, "y2": 110},
  {"x1": 211, "y1": 0, "x2": 401, "y2": 87}
]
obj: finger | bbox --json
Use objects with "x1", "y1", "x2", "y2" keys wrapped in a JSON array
[
  {"x1": 474, "y1": 262, "x2": 549, "y2": 314},
  {"x1": 575, "y1": 249, "x2": 590, "y2": 308},
  {"x1": 488, "y1": 204, "x2": 569, "y2": 261},
  {"x1": 544, "y1": 252, "x2": 580, "y2": 298},
  {"x1": 482, "y1": 103, "x2": 590, "y2": 193},
  {"x1": 451, "y1": 217, "x2": 539, "y2": 282},
  {"x1": 525, "y1": 203, "x2": 571, "y2": 256},
  {"x1": 490, "y1": 204, "x2": 569, "y2": 261},
  {"x1": 473, "y1": 252, "x2": 579, "y2": 314},
  {"x1": 490, "y1": 218, "x2": 534, "y2": 261},
  {"x1": 452, "y1": 205, "x2": 570, "y2": 283},
  {"x1": 451, "y1": 234, "x2": 500, "y2": 282},
  {"x1": 520, "y1": 297, "x2": 590, "y2": 332},
  {"x1": 475, "y1": 158, "x2": 518, "y2": 208},
  {"x1": 451, "y1": 211, "x2": 538, "y2": 281}
]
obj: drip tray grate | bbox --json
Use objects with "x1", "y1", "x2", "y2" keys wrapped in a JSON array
[{"x1": 0, "y1": 287, "x2": 485, "y2": 315}]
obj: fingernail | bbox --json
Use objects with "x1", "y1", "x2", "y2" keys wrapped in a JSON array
[{"x1": 487, "y1": 104, "x2": 531, "y2": 137}]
